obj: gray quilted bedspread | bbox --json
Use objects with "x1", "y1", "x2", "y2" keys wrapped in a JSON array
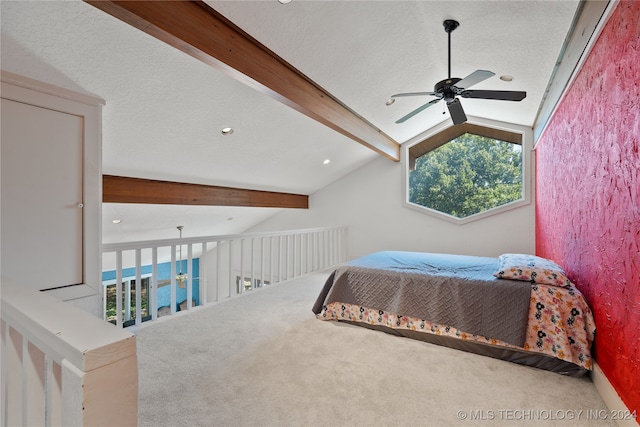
[{"x1": 312, "y1": 251, "x2": 531, "y2": 347}]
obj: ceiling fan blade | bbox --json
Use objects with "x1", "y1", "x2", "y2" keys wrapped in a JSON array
[
  {"x1": 390, "y1": 92, "x2": 439, "y2": 99},
  {"x1": 156, "y1": 277, "x2": 200, "y2": 288},
  {"x1": 447, "y1": 98, "x2": 467, "y2": 125},
  {"x1": 454, "y1": 70, "x2": 495, "y2": 90},
  {"x1": 461, "y1": 90, "x2": 527, "y2": 101},
  {"x1": 395, "y1": 98, "x2": 441, "y2": 123}
]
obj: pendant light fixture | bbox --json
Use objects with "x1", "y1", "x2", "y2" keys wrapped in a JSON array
[{"x1": 176, "y1": 225, "x2": 188, "y2": 288}]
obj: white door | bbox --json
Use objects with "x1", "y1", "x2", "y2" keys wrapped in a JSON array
[{"x1": 1, "y1": 98, "x2": 83, "y2": 290}]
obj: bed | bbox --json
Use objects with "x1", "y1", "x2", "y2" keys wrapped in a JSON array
[{"x1": 312, "y1": 251, "x2": 595, "y2": 377}]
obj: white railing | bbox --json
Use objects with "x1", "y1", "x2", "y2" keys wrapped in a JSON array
[
  {"x1": 101, "y1": 226, "x2": 347, "y2": 328},
  {"x1": 1, "y1": 284, "x2": 137, "y2": 426}
]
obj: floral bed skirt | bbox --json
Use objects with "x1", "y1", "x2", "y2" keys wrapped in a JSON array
[{"x1": 317, "y1": 283, "x2": 595, "y2": 371}]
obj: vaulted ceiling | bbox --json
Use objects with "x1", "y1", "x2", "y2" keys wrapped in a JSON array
[{"x1": 1, "y1": 0, "x2": 586, "y2": 243}]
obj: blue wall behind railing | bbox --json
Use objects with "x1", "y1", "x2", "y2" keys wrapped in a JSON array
[{"x1": 102, "y1": 259, "x2": 200, "y2": 309}]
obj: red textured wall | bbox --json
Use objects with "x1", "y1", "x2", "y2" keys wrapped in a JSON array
[{"x1": 536, "y1": 1, "x2": 639, "y2": 413}]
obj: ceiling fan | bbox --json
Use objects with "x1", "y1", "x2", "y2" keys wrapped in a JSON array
[
  {"x1": 157, "y1": 225, "x2": 197, "y2": 289},
  {"x1": 388, "y1": 19, "x2": 526, "y2": 126}
]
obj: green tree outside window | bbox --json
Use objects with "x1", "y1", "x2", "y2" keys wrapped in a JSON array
[{"x1": 409, "y1": 133, "x2": 522, "y2": 218}]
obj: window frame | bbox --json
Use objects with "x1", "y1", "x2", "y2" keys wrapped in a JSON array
[
  {"x1": 402, "y1": 117, "x2": 533, "y2": 224},
  {"x1": 103, "y1": 273, "x2": 153, "y2": 325}
]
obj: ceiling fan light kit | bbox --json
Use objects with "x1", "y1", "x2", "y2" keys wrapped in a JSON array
[
  {"x1": 389, "y1": 19, "x2": 526, "y2": 126},
  {"x1": 176, "y1": 225, "x2": 188, "y2": 288}
]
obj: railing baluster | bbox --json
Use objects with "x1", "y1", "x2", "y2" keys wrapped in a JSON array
[
  {"x1": 292, "y1": 233, "x2": 297, "y2": 278},
  {"x1": 277, "y1": 236, "x2": 282, "y2": 283},
  {"x1": 102, "y1": 280, "x2": 107, "y2": 322},
  {"x1": 304, "y1": 232, "x2": 309, "y2": 275},
  {"x1": 228, "y1": 240, "x2": 234, "y2": 297},
  {"x1": 1, "y1": 321, "x2": 4, "y2": 427},
  {"x1": 6, "y1": 326, "x2": 23, "y2": 426},
  {"x1": 201, "y1": 242, "x2": 208, "y2": 305},
  {"x1": 25, "y1": 341, "x2": 45, "y2": 426},
  {"x1": 135, "y1": 249, "x2": 142, "y2": 327},
  {"x1": 116, "y1": 251, "x2": 123, "y2": 327},
  {"x1": 216, "y1": 241, "x2": 222, "y2": 301},
  {"x1": 124, "y1": 279, "x2": 131, "y2": 322},
  {"x1": 329, "y1": 229, "x2": 334, "y2": 266},
  {"x1": 240, "y1": 238, "x2": 245, "y2": 294},
  {"x1": 44, "y1": 356, "x2": 62, "y2": 427},
  {"x1": 151, "y1": 247, "x2": 158, "y2": 321},
  {"x1": 187, "y1": 244, "x2": 193, "y2": 310},
  {"x1": 250, "y1": 237, "x2": 255, "y2": 290},
  {"x1": 324, "y1": 230, "x2": 328, "y2": 268},
  {"x1": 285, "y1": 235, "x2": 290, "y2": 280},
  {"x1": 170, "y1": 245, "x2": 177, "y2": 315},
  {"x1": 316, "y1": 232, "x2": 320, "y2": 271},
  {"x1": 269, "y1": 236, "x2": 274, "y2": 286},
  {"x1": 260, "y1": 237, "x2": 265, "y2": 287}
]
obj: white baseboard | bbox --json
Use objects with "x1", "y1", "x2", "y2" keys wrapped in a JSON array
[{"x1": 591, "y1": 362, "x2": 638, "y2": 427}]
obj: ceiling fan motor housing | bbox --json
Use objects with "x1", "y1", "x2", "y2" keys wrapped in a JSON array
[{"x1": 435, "y1": 78, "x2": 461, "y2": 103}]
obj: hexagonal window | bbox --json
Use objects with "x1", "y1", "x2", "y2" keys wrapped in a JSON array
[{"x1": 406, "y1": 123, "x2": 528, "y2": 222}]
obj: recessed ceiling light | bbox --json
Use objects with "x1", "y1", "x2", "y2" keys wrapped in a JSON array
[
  {"x1": 323, "y1": 159, "x2": 331, "y2": 165},
  {"x1": 385, "y1": 98, "x2": 395, "y2": 106},
  {"x1": 112, "y1": 219, "x2": 123, "y2": 224},
  {"x1": 221, "y1": 127, "x2": 234, "y2": 135},
  {"x1": 278, "y1": 0, "x2": 292, "y2": 4},
  {"x1": 500, "y1": 75, "x2": 514, "y2": 82}
]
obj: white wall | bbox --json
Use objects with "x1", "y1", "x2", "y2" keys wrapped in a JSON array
[{"x1": 249, "y1": 122, "x2": 535, "y2": 260}]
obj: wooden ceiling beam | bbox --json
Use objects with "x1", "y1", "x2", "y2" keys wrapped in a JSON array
[
  {"x1": 85, "y1": 0, "x2": 400, "y2": 161},
  {"x1": 103, "y1": 175, "x2": 308, "y2": 209}
]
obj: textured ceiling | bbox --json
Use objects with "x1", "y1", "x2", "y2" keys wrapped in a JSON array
[
  {"x1": 210, "y1": 0, "x2": 578, "y2": 143},
  {"x1": 0, "y1": 0, "x2": 579, "y2": 244}
]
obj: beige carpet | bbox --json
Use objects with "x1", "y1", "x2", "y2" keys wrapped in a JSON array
[{"x1": 135, "y1": 271, "x2": 614, "y2": 426}]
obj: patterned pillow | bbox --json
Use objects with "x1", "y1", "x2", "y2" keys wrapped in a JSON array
[{"x1": 494, "y1": 253, "x2": 572, "y2": 287}]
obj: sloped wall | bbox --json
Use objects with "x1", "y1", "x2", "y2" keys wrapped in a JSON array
[
  {"x1": 250, "y1": 149, "x2": 535, "y2": 260},
  {"x1": 535, "y1": 1, "x2": 639, "y2": 413}
]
